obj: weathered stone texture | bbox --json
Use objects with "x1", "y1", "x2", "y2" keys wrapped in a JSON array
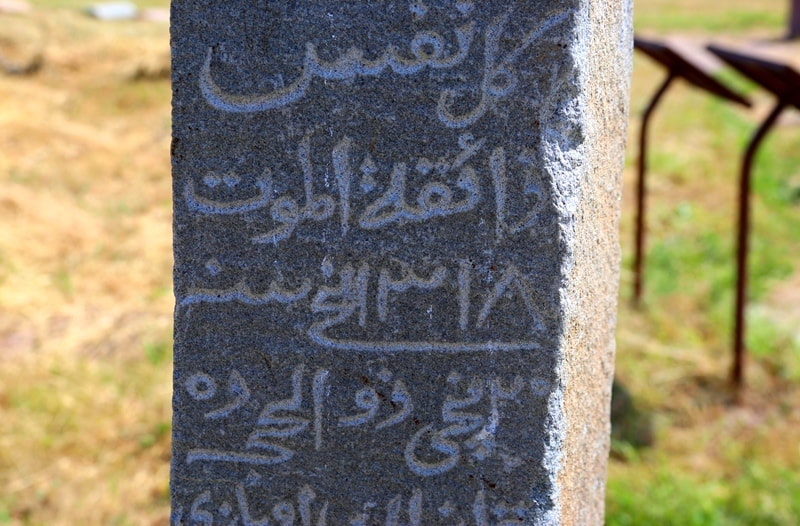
[
  {"x1": 170, "y1": 2, "x2": 630, "y2": 524},
  {"x1": 556, "y1": 1, "x2": 632, "y2": 524}
]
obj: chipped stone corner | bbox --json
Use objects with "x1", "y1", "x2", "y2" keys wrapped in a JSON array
[{"x1": 552, "y1": 1, "x2": 633, "y2": 524}]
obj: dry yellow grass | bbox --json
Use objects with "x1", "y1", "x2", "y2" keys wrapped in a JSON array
[{"x1": 0, "y1": 5, "x2": 172, "y2": 525}]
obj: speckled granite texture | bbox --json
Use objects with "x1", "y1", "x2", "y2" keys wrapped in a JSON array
[{"x1": 170, "y1": 2, "x2": 631, "y2": 524}]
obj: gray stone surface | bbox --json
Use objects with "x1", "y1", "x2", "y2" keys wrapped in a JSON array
[{"x1": 170, "y1": 2, "x2": 631, "y2": 524}]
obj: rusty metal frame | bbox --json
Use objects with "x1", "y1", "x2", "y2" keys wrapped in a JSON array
[
  {"x1": 632, "y1": 38, "x2": 751, "y2": 307},
  {"x1": 706, "y1": 45, "x2": 800, "y2": 392}
]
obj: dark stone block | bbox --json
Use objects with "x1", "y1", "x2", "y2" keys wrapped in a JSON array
[{"x1": 171, "y1": 2, "x2": 631, "y2": 523}]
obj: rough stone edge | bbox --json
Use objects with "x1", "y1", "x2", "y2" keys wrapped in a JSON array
[{"x1": 554, "y1": 1, "x2": 632, "y2": 524}]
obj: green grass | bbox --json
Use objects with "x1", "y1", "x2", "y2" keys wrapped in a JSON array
[
  {"x1": 608, "y1": 463, "x2": 800, "y2": 525},
  {"x1": 612, "y1": 2, "x2": 800, "y2": 523},
  {"x1": 633, "y1": 0, "x2": 787, "y2": 34},
  {"x1": 635, "y1": 10, "x2": 785, "y2": 34}
]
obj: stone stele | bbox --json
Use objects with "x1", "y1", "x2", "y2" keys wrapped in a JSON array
[{"x1": 170, "y1": 2, "x2": 631, "y2": 524}]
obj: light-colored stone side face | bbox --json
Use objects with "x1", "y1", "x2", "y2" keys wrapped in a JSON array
[
  {"x1": 170, "y1": 2, "x2": 630, "y2": 524},
  {"x1": 557, "y1": 1, "x2": 632, "y2": 524}
]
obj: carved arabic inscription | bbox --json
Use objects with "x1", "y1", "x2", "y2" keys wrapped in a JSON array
[
  {"x1": 199, "y1": 7, "x2": 570, "y2": 129},
  {"x1": 175, "y1": 364, "x2": 549, "y2": 524},
  {"x1": 175, "y1": 2, "x2": 566, "y2": 521}
]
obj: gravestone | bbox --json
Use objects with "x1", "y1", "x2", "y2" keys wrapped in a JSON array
[{"x1": 170, "y1": 2, "x2": 631, "y2": 524}]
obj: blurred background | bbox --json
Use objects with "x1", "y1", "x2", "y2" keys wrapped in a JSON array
[{"x1": 0, "y1": 1, "x2": 797, "y2": 524}]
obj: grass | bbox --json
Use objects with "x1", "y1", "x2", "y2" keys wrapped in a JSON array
[
  {"x1": 608, "y1": 463, "x2": 800, "y2": 525},
  {"x1": 0, "y1": 345, "x2": 172, "y2": 525},
  {"x1": 611, "y1": 3, "x2": 800, "y2": 524},
  {"x1": 0, "y1": 2, "x2": 172, "y2": 524},
  {"x1": 634, "y1": 0, "x2": 787, "y2": 35},
  {"x1": 0, "y1": 1, "x2": 798, "y2": 524},
  {"x1": 29, "y1": 0, "x2": 168, "y2": 8}
]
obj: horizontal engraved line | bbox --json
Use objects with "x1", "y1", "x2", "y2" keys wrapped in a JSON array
[
  {"x1": 305, "y1": 335, "x2": 541, "y2": 353},
  {"x1": 186, "y1": 449, "x2": 291, "y2": 466}
]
